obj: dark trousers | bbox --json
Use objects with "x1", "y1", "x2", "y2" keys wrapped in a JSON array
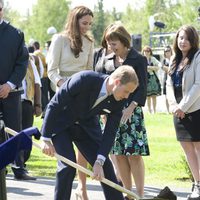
[
  {"x1": 21, "y1": 100, "x2": 34, "y2": 164},
  {"x1": 52, "y1": 124, "x2": 124, "y2": 200},
  {"x1": 0, "y1": 93, "x2": 25, "y2": 175},
  {"x1": 41, "y1": 77, "x2": 49, "y2": 111}
]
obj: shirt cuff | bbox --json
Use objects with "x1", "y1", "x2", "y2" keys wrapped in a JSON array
[
  {"x1": 97, "y1": 154, "x2": 106, "y2": 162},
  {"x1": 132, "y1": 101, "x2": 138, "y2": 106},
  {"x1": 7, "y1": 81, "x2": 16, "y2": 90},
  {"x1": 41, "y1": 136, "x2": 52, "y2": 142}
]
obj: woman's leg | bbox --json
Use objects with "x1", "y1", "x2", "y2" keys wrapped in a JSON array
[
  {"x1": 147, "y1": 96, "x2": 151, "y2": 114},
  {"x1": 180, "y1": 141, "x2": 200, "y2": 182},
  {"x1": 152, "y1": 95, "x2": 157, "y2": 114},
  {"x1": 165, "y1": 96, "x2": 170, "y2": 113},
  {"x1": 180, "y1": 141, "x2": 200, "y2": 198},
  {"x1": 128, "y1": 155, "x2": 145, "y2": 198},
  {"x1": 115, "y1": 155, "x2": 132, "y2": 196},
  {"x1": 76, "y1": 150, "x2": 88, "y2": 200},
  {"x1": 193, "y1": 142, "x2": 200, "y2": 181},
  {"x1": 110, "y1": 154, "x2": 121, "y2": 182}
]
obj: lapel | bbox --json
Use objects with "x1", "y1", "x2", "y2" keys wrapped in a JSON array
[{"x1": 88, "y1": 75, "x2": 108, "y2": 110}]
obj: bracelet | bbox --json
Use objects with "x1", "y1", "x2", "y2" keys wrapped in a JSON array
[{"x1": 95, "y1": 159, "x2": 104, "y2": 166}]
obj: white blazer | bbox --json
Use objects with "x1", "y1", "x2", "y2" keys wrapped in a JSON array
[{"x1": 166, "y1": 50, "x2": 200, "y2": 113}]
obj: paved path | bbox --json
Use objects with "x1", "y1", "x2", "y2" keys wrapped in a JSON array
[
  {"x1": 6, "y1": 174, "x2": 190, "y2": 200},
  {"x1": 5, "y1": 95, "x2": 188, "y2": 200}
]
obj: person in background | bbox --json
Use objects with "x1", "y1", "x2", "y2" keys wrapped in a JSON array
[
  {"x1": 28, "y1": 45, "x2": 44, "y2": 79},
  {"x1": 166, "y1": 25, "x2": 200, "y2": 199},
  {"x1": 33, "y1": 41, "x2": 49, "y2": 115},
  {"x1": 44, "y1": 40, "x2": 55, "y2": 100},
  {"x1": 41, "y1": 66, "x2": 139, "y2": 200},
  {"x1": 0, "y1": 0, "x2": 30, "y2": 180},
  {"x1": 162, "y1": 45, "x2": 173, "y2": 113},
  {"x1": 20, "y1": 57, "x2": 42, "y2": 179},
  {"x1": 142, "y1": 45, "x2": 162, "y2": 114},
  {"x1": 47, "y1": 6, "x2": 94, "y2": 200},
  {"x1": 105, "y1": 24, "x2": 149, "y2": 199}
]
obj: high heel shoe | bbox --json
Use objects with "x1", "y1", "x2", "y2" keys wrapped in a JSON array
[
  {"x1": 124, "y1": 196, "x2": 134, "y2": 200},
  {"x1": 75, "y1": 190, "x2": 89, "y2": 200}
]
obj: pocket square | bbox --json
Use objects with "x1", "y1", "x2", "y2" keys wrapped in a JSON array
[{"x1": 103, "y1": 109, "x2": 111, "y2": 113}]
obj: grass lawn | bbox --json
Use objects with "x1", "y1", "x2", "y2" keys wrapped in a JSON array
[{"x1": 24, "y1": 112, "x2": 191, "y2": 188}]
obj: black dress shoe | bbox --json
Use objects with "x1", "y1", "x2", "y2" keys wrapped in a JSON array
[
  {"x1": 154, "y1": 186, "x2": 177, "y2": 200},
  {"x1": 14, "y1": 173, "x2": 37, "y2": 181}
]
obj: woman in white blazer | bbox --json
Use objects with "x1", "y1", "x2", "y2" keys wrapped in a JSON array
[
  {"x1": 166, "y1": 25, "x2": 200, "y2": 199},
  {"x1": 47, "y1": 6, "x2": 94, "y2": 200}
]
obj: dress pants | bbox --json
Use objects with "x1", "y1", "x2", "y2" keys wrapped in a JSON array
[
  {"x1": 52, "y1": 124, "x2": 124, "y2": 200},
  {"x1": 22, "y1": 100, "x2": 34, "y2": 164},
  {"x1": 0, "y1": 93, "x2": 25, "y2": 175}
]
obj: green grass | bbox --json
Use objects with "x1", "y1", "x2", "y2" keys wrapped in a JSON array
[{"x1": 22, "y1": 113, "x2": 191, "y2": 188}]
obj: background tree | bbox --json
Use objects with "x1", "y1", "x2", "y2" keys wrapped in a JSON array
[
  {"x1": 26, "y1": 0, "x2": 70, "y2": 45},
  {"x1": 3, "y1": 0, "x2": 200, "y2": 49},
  {"x1": 92, "y1": 0, "x2": 105, "y2": 46}
]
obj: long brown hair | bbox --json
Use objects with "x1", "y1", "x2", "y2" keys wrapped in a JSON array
[
  {"x1": 63, "y1": 6, "x2": 93, "y2": 57},
  {"x1": 169, "y1": 25, "x2": 199, "y2": 75}
]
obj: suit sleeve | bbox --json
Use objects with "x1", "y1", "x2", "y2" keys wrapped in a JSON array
[
  {"x1": 9, "y1": 31, "x2": 29, "y2": 87},
  {"x1": 97, "y1": 106, "x2": 123, "y2": 158},
  {"x1": 128, "y1": 56, "x2": 147, "y2": 106},
  {"x1": 47, "y1": 34, "x2": 63, "y2": 86},
  {"x1": 41, "y1": 73, "x2": 87, "y2": 138}
]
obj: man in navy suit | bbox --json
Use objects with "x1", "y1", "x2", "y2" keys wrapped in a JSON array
[
  {"x1": 41, "y1": 65, "x2": 138, "y2": 200},
  {"x1": 0, "y1": 0, "x2": 34, "y2": 180}
]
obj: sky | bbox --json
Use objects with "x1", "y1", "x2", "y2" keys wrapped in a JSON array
[{"x1": 5, "y1": 0, "x2": 145, "y2": 15}]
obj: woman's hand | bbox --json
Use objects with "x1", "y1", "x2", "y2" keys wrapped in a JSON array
[
  {"x1": 173, "y1": 108, "x2": 185, "y2": 119},
  {"x1": 57, "y1": 79, "x2": 65, "y2": 87},
  {"x1": 120, "y1": 102, "x2": 137, "y2": 124}
]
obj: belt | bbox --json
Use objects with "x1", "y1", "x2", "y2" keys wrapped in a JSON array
[{"x1": 60, "y1": 71, "x2": 78, "y2": 77}]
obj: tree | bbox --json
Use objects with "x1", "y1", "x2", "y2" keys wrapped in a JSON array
[
  {"x1": 25, "y1": 0, "x2": 70, "y2": 46},
  {"x1": 92, "y1": 0, "x2": 105, "y2": 47}
]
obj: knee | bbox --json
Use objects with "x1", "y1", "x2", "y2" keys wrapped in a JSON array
[{"x1": 128, "y1": 155, "x2": 142, "y2": 162}]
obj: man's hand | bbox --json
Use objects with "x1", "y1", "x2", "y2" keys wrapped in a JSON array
[
  {"x1": 0, "y1": 83, "x2": 12, "y2": 98},
  {"x1": 41, "y1": 140, "x2": 56, "y2": 157},
  {"x1": 92, "y1": 161, "x2": 104, "y2": 181}
]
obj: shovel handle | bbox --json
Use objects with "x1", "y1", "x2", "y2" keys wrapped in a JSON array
[{"x1": 5, "y1": 127, "x2": 140, "y2": 200}]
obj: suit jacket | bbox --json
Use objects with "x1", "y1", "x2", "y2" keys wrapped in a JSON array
[
  {"x1": 41, "y1": 70, "x2": 126, "y2": 157},
  {"x1": 0, "y1": 21, "x2": 28, "y2": 87},
  {"x1": 123, "y1": 48, "x2": 147, "y2": 106},
  {"x1": 94, "y1": 48, "x2": 147, "y2": 106},
  {"x1": 166, "y1": 50, "x2": 200, "y2": 113}
]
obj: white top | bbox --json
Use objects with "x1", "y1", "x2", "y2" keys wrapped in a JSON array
[
  {"x1": 166, "y1": 50, "x2": 200, "y2": 113},
  {"x1": 47, "y1": 33, "x2": 94, "y2": 86}
]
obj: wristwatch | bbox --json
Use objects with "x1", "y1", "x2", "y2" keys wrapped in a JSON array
[{"x1": 95, "y1": 158, "x2": 104, "y2": 166}]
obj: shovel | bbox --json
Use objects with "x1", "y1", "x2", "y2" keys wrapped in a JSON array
[{"x1": 5, "y1": 127, "x2": 140, "y2": 200}]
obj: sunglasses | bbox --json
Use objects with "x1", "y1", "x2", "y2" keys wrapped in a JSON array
[{"x1": 0, "y1": 7, "x2": 3, "y2": 11}]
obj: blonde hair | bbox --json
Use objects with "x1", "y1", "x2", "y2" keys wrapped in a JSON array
[{"x1": 111, "y1": 65, "x2": 138, "y2": 86}]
